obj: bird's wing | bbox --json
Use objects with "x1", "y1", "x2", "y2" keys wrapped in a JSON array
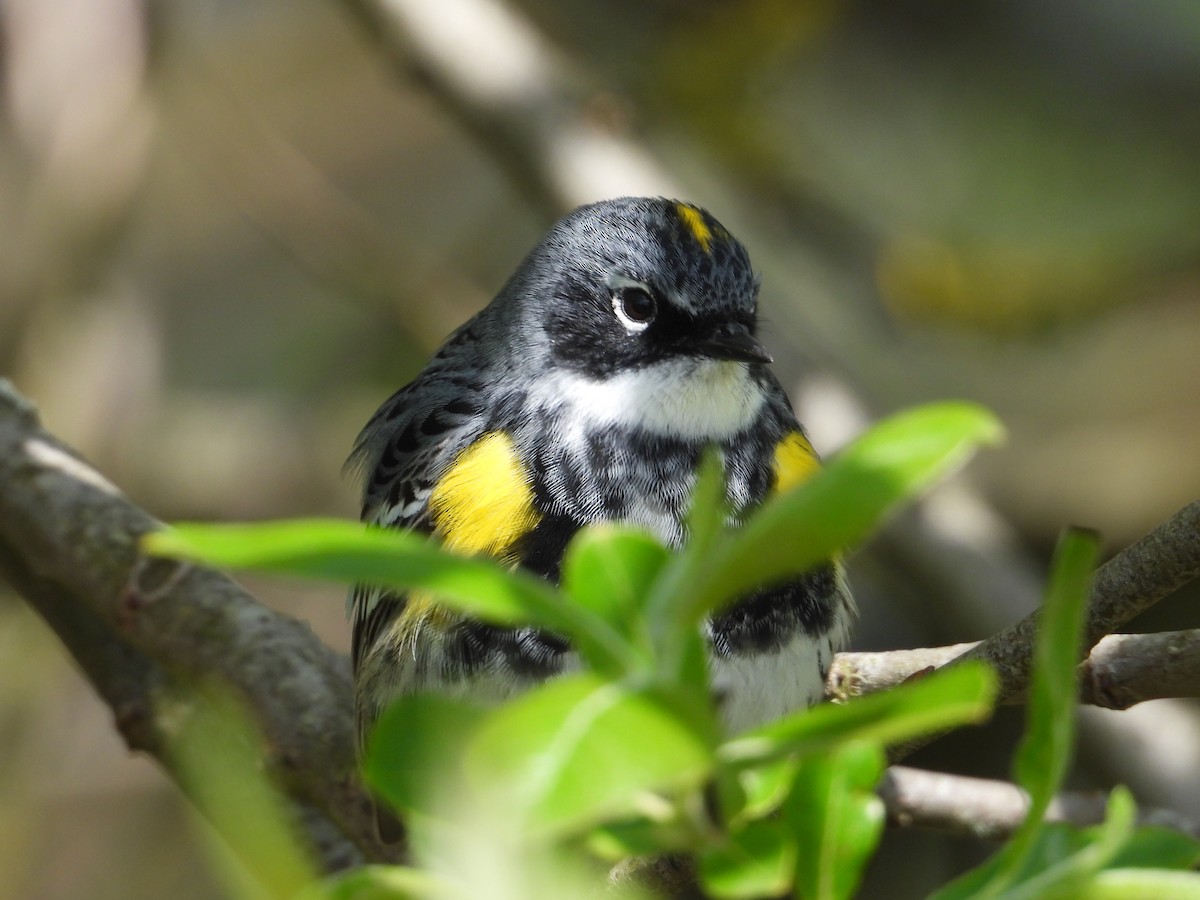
[{"x1": 346, "y1": 329, "x2": 492, "y2": 673}]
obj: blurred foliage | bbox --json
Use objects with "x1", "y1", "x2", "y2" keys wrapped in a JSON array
[
  {"x1": 145, "y1": 410, "x2": 1200, "y2": 898},
  {"x1": 148, "y1": 403, "x2": 1003, "y2": 897}
]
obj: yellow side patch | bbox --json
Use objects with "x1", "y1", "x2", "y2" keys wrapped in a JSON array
[
  {"x1": 675, "y1": 203, "x2": 714, "y2": 254},
  {"x1": 396, "y1": 590, "x2": 456, "y2": 631},
  {"x1": 428, "y1": 431, "x2": 541, "y2": 560},
  {"x1": 772, "y1": 431, "x2": 821, "y2": 495}
]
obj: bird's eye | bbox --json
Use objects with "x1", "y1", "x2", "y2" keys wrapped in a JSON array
[{"x1": 613, "y1": 286, "x2": 657, "y2": 332}]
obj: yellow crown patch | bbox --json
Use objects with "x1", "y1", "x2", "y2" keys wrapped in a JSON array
[{"x1": 675, "y1": 203, "x2": 715, "y2": 255}]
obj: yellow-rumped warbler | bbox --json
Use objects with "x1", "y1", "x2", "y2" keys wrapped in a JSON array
[{"x1": 348, "y1": 197, "x2": 855, "y2": 750}]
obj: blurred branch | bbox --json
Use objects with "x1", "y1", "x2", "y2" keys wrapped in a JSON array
[
  {"x1": 338, "y1": 0, "x2": 676, "y2": 215},
  {"x1": 166, "y1": 63, "x2": 468, "y2": 345},
  {"x1": 0, "y1": 379, "x2": 394, "y2": 872},
  {"x1": 829, "y1": 629, "x2": 1200, "y2": 709},
  {"x1": 880, "y1": 766, "x2": 1200, "y2": 842}
]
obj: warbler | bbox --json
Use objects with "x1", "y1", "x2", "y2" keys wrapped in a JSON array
[{"x1": 348, "y1": 196, "x2": 854, "y2": 748}]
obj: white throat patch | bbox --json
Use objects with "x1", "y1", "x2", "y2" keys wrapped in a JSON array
[{"x1": 537, "y1": 359, "x2": 767, "y2": 439}]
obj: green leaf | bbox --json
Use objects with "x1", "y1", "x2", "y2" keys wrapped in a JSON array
[
  {"x1": 700, "y1": 818, "x2": 796, "y2": 899},
  {"x1": 463, "y1": 674, "x2": 715, "y2": 838},
  {"x1": 1002, "y1": 786, "x2": 1136, "y2": 900},
  {"x1": 562, "y1": 526, "x2": 669, "y2": 630},
  {"x1": 788, "y1": 741, "x2": 887, "y2": 900},
  {"x1": 1006, "y1": 821, "x2": 1200, "y2": 889},
  {"x1": 1068, "y1": 868, "x2": 1200, "y2": 899},
  {"x1": 143, "y1": 519, "x2": 552, "y2": 623},
  {"x1": 588, "y1": 812, "x2": 695, "y2": 860},
  {"x1": 691, "y1": 402, "x2": 1003, "y2": 621},
  {"x1": 644, "y1": 447, "x2": 730, "y2": 680},
  {"x1": 295, "y1": 864, "x2": 452, "y2": 900},
  {"x1": 996, "y1": 529, "x2": 1101, "y2": 894},
  {"x1": 170, "y1": 687, "x2": 318, "y2": 900},
  {"x1": 733, "y1": 758, "x2": 800, "y2": 824},
  {"x1": 1014, "y1": 528, "x2": 1099, "y2": 815},
  {"x1": 719, "y1": 662, "x2": 996, "y2": 771},
  {"x1": 143, "y1": 519, "x2": 634, "y2": 672},
  {"x1": 362, "y1": 693, "x2": 488, "y2": 821},
  {"x1": 686, "y1": 446, "x2": 732, "y2": 549},
  {"x1": 932, "y1": 529, "x2": 1100, "y2": 900},
  {"x1": 560, "y1": 525, "x2": 668, "y2": 674},
  {"x1": 930, "y1": 849, "x2": 1008, "y2": 900},
  {"x1": 1108, "y1": 827, "x2": 1200, "y2": 870}
]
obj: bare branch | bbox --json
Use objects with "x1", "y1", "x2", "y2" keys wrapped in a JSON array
[
  {"x1": 0, "y1": 379, "x2": 393, "y2": 871},
  {"x1": 879, "y1": 506, "x2": 1200, "y2": 762},
  {"x1": 959, "y1": 503, "x2": 1200, "y2": 702},
  {"x1": 880, "y1": 765, "x2": 1200, "y2": 842},
  {"x1": 829, "y1": 630, "x2": 1200, "y2": 709},
  {"x1": 1079, "y1": 630, "x2": 1200, "y2": 709},
  {"x1": 827, "y1": 644, "x2": 976, "y2": 701}
]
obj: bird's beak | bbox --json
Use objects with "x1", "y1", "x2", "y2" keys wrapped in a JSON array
[{"x1": 693, "y1": 324, "x2": 773, "y2": 365}]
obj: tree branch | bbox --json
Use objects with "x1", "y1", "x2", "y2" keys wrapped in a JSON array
[
  {"x1": 1078, "y1": 630, "x2": 1200, "y2": 710},
  {"x1": 880, "y1": 766, "x2": 1200, "y2": 842},
  {"x1": 878, "y1": 504, "x2": 1200, "y2": 762},
  {"x1": 961, "y1": 504, "x2": 1200, "y2": 702},
  {"x1": 0, "y1": 379, "x2": 393, "y2": 871},
  {"x1": 829, "y1": 630, "x2": 1200, "y2": 709}
]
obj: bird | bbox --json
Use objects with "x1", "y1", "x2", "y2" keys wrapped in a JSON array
[{"x1": 347, "y1": 196, "x2": 855, "y2": 753}]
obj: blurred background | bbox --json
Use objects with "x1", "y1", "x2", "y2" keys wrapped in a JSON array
[{"x1": 1, "y1": 0, "x2": 1198, "y2": 897}]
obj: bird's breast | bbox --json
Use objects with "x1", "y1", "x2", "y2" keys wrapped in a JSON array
[
  {"x1": 530, "y1": 358, "x2": 769, "y2": 440},
  {"x1": 518, "y1": 375, "x2": 781, "y2": 551}
]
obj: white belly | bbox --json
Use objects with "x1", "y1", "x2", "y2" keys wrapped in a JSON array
[{"x1": 709, "y1": 630, "x2": 839, "y2": 735}]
